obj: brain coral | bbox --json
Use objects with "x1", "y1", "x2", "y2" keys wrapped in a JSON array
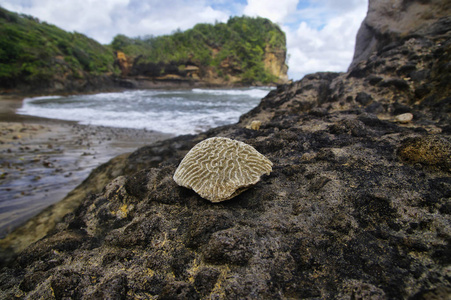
[{"x1": 173, "y1": 137, "x2": 273, "y2": 202}]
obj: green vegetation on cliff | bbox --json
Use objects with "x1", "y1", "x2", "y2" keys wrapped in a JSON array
[
  {"x1": 0, "y1": 6, "x2": 287, "y2": 92},
  {"x1": 112, "y1": 16, "x2": 287, "y2": 84},
  {"x1": 0, "y1": 7, "x2": 115, "y2": 89}
]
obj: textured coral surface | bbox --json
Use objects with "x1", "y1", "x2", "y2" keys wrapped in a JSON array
[{"x1": 173, "y1": 137, "x2": 273, "y2": 202}]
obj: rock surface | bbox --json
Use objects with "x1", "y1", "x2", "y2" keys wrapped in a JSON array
[
  {"x1": 350, "y1": 0, "x2": 451, "y2": 69},
  {"x1": 1, "y1": 0, "x2": 450, "y2": 299}
]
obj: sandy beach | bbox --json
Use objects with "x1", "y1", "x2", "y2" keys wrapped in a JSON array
[{"x1": 0, "y1": 95, "x2": 172, "y2": 238}]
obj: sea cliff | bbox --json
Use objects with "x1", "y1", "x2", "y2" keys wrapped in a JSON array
[
  {"x1": 112, "y1": 16, "x2": 289, "y2": 89},
  {"x1": 1, "y1": 0, "x2": 450, "y2": 298},
  {"x1": 0, "y1": 9, "x2": 288, "y2": 94}
]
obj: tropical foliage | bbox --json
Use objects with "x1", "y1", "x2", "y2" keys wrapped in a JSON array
[
  {"x1": 0, "y1": 7, "x2": 115, "y2": 88},
  {"x1": 111, "y1": 16, "x2": 286, "y2": 84},
  {"x1": 0, "y1": 5, "x2": 286, "y2": 89}
]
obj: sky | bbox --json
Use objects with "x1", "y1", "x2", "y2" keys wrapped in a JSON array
[{"x1": 1, "y1": 0, "x2": 368, "y2": 80}]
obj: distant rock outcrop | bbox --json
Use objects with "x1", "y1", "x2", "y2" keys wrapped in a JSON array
[
  {"x1": 1, "y1": 0, "x2": 450, "y2": 298},
  {"x1": 0, "y1": 10, "x2": 288, "y2": 94},
  {"x1": 112, "y1": 16, "x2": 289, "y2": 88},
  {"x1": 263, "y1": 46, "x2": 289, "y2": 83},
  {"x1": 114, "y1": 51, "x2": 134, "y2": 76}
]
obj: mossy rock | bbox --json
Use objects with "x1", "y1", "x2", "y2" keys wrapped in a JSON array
[{"x1": 398, "y1": 135, "x2": 451, "y2": 171}]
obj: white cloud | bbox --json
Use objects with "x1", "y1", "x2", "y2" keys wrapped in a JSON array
[
  {"x1": 243, "y1": 0, "x2": 298, "y2": 24},
  {"x1": 111, "y1": 2, "x2": 230, "y2": 41},
  {"x1": 2, "y1": 0, "x2": 129, "y2": 41},
  {"x1": 1, "y1": 0, "x2": 368, "y2": 80},
  {"x1": 1, "y1": 0, "x2": 230, "y2": 43},
  {"x1": 284, "y1": 0, "x2": 368, "y2": 79},
  {"x1": 240, "y1": 0, "x2": 367, "y2": 79}
]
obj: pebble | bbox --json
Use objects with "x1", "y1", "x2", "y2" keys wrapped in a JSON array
[{"x1": 395, "y1": 113, "x2": 413, "y2": 123}]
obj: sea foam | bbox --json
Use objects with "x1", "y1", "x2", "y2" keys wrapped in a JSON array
[{"x1": 18, "y1": 88, "x2": 272, "y2": 135}]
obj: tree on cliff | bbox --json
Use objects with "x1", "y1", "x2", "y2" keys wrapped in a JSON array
[
  {"x1": 0, "y1": 7, "x2": 115, "y2": 92},
  {"x1": 0, "y1": 7, "x2": 288, "y2": 93}
]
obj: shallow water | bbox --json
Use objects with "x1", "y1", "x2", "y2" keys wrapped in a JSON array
[
  {"x1": 18, "y1": 88, "x2": 272, "y2": 135},
  {"x1": 0, "y1": 122, "x2": 170, "y2": 238}
]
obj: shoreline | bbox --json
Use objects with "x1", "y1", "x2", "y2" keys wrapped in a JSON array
[
  {"x1": 0, "y1": 95, "x2": 173, "y2": 238},
  {"x1": 0, "y1": 79, "x2": 280, "y2": 99}
]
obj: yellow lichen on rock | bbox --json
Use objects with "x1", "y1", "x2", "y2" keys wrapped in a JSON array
[
  {"x1": 246, "y1": 120, "x2": 262, "y2": 130},
  {"x1": 116, "y1": 204, "x2": 128, "y2": 219},
  {"x1": 173, "y1": 137, "x2": 273, "y2": 202},
  {"x1": 398, "y1": 135, "x2": 451, "y2": 171}
]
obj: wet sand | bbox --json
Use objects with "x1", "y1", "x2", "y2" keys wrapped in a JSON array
[{"x1": 0, "y1": 95, "x2": 172, "y2": 238}]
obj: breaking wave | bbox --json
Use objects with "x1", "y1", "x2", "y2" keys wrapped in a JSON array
[{"x1": 19, "y1": 87, "x2": 273, "y2": 135}]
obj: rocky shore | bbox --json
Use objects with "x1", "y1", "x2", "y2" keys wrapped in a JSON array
[
  {"x1": 0, "y1": 97, "x2": 171, "y2": 239},
  {"x1": 0, "y1": 0, "x2": 450, "y2": 299}
]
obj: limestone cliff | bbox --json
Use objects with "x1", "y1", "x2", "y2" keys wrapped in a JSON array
[
  {"x1": 263, "y1": 45, "x2": 289, "y2": 83},
  {"x1": 114, "y1": 51, "x2": 134, "y2": 77},
  {"x1": 1, "y1": 0, "x2": 450, "y2": 298}
]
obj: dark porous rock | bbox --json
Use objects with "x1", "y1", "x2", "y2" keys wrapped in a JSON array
[
  {"x1": 355, "y1": 91, "x2": 373, "y2": 106},
  {"x1": 367, "y1": 74, "x2": 384, "y2": 85},
  {"x1": 1, "y1": 0, "x2": 450, "y2": 299},
  {"x1": 193, "y1": 267, "x2": 221, "y2": 297},
  {"x1": 393, "y1": 102, "x2": 412, "y2": 115},
  {"x1": 378, "y1": 78, "x2": 411, "y2": 90},
  {"x1": 202, "y1": 227, "x2": 255, "y2": 265},
  {"x1": 365, "y1": 101, "x2": 385, "y2": 114},
  {"x1": 91, "y1": 273, "x2": 128, "y2": 299}
]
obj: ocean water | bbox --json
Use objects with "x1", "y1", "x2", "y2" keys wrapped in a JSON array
[{"x1": 19, "y1": 87, "x2": 273, "y2": 135}]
